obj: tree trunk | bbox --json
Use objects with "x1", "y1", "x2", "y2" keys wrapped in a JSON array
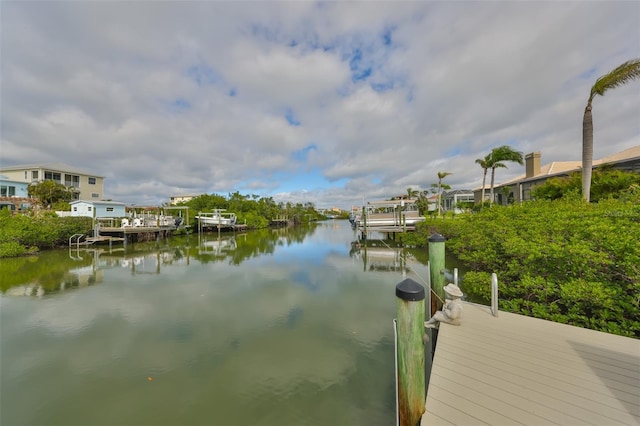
[
  {"x1": 582, "y1": 101, "x2": 594, "y2": 202},
  {"x1": 489, "y1": 168, "x2": 496, "y2": 204},
  {"x1": 481, "y1": 170, "x2": 487, "y2": 203}
]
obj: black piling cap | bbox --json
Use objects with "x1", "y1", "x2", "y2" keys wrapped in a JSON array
[
  {"x1": 428, "y1": 233, "x2": 445, "y2": 243},
  {"x1": 396, "y1": 278, "x2": 425, "y2": 301}
]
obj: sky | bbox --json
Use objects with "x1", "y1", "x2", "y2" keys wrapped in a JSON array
[{"x1": 1, "y1": 1, "x2": 639, "y2": 210}]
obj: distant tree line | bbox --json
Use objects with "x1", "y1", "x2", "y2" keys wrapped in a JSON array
[{"x1": 178, "y1": 191, "x2": 333, "y2": 229}]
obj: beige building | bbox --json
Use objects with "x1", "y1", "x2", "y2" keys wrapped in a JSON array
[
  {"x1": 475, "y1": 145, "x2": 640, "y2": 204},
  {"x1": 169, "y1": 195, "x2": 197, "y2": 205},
  {"x1": 0, "y1": 163, "x2": 105, "y2": 201}
]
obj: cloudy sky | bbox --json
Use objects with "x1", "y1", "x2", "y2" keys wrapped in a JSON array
[{"x1": 1, "y1": 1, "x2": 639, "y2": 209}]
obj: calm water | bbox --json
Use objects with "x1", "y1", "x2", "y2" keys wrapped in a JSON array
[{"x1": 0, "y1": 221, "x2": 459, "y2": 426}]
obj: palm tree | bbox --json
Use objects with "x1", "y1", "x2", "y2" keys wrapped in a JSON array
[
  {"x1": 582, "y1": 59, "x2": 640, "y2": 202},
  {"x1": 488, "y1": 146, "x2": 523, "y2": 204},
  {"x1": 406, "y1": 187, "x2": 418, "y2": 200},
  {"x1": 437, "y1": 171, "x2": 452, "y2": 215},
  {"x1": 475, "y1": 154, "x2": 491, "y2": 204}
]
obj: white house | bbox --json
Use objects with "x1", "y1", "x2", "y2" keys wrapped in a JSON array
[
  {"x1": 169, "y1": 195, "x2": 197, "y2": 205},
  {"x1": 70, "y1": 200, "x2": 126, "y2": 218}
]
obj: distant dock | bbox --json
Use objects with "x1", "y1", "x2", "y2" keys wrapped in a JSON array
[
  {"x1": 421, "y1": 303, "x2": 639, "y2": 425},
  {"x1": 94, "y1": 225, "x2": 176, "y2": 244}
]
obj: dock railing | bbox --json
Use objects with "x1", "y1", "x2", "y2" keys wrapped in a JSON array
[{"x1": 69, "y1": 233, "x2": 84, "y2": 249}]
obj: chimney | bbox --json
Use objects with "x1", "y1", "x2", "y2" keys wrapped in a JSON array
[{"x1": 525, "y1": 152, "x2": 541, "y2": 178}]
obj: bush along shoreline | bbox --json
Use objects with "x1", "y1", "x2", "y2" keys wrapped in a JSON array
[
  {"x1": 403, "y1": 198, "x2": 640, "y2": 338},
  {"x1": 0, "y1": 210, "x2": 93, "y2": 257}
]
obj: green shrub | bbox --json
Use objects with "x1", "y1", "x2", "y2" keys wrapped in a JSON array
[
  {"x1": 412, "y1": 198, "x2": 640, "y2": 337},
  {"x1": 0, "y1": 211, "x2": 92, "y2": 256},
  {"x1": 0, "y1": 241, "x2": 30, "y2": 257}
]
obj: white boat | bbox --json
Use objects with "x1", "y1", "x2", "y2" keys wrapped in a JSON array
[
  {"x1": 195, "y1": 209, "x2": 237, "y2": 228},
  {"x1": 199, "y1": 237, "x2": 237, "y2": 254},
  {"x1": 122, "y1": 211, "x2": 179, "y2": 228},
  {"x1": 356, "y1": 199, "x2": 425, "y2": 227},
  {"x1": 142, "y1": 214, "x2": 176, "y2": 227}
]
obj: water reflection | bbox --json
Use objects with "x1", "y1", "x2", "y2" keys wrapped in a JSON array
[
  {"x1": 349, "y1": 240, "x2": 410, "y2": 273},
  {"x1": 1, "y1": 221, "x2": 401, "y2": 426},
  {"x1": 0, "y1": 224, "x2": 323, "y2": 297}
]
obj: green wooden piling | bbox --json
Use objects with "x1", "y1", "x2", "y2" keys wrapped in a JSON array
[
  {"x1": 396, "y1": 278, "x2": 426, "y2": 426},
  {"x1": 362, "y1": 205, "x2": 367, "y2": 227},
  {"x1": 428, "y1": 233, "x2": 446, "y2": 316}
]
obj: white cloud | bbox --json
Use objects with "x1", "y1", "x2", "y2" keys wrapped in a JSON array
[{"x1": 1, "y1": 1, "x2": 638, "y2": 209}]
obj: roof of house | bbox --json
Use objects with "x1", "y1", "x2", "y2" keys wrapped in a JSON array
[
  {"x1": 594, "y1": 145, "x2": 640, "y2": 165},
  {"x1": 70, "y1": 200, "x2": 126, "y2": 206},
  {"x1": 0, "y1": 163, "x2": 103, "y2": 177},
  {"x1": 0, "y1": 174, "x2": 29, "y2": 184},
  {"x1": 367, "y1": 198, "x2": 420, "y2": 206},
  {"x1": 443, "y1": 189, "x2": 474, "y2": 196},
  {"x1": 479, "y1": 145, "x2": 640, "y2": 190}
]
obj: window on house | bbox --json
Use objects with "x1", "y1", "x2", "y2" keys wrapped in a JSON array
[
  {"x1": 32, "y1": 171, "x2": 38, "y2": 181},
  {"x1": 65, "y1": 174, "x2": 80, "y2": 188},
  {"x1": 88, "y1": 177, "x2": 97, "y2": 185},
  {"x1": 44, "y1": 171, "x2": 62, "y2": 183},
  {"x1": 92, "y1": 193, "x2": 99, "y2": 198},
  {"x1": 24, "y1": 171, "x2": 27, "y2": 179},
  {"x1": 0, "y1": 185, "x2": 15, "y2": 197},
  {"x1": 106, "y1": 207, "x2": 114, "y2": 212},
  {"x1": 73, "y1": 207, "x2": 77, "y2": 212},
  {"x1": 88, "y1": 206, "x2": 92, "y2": 211}
]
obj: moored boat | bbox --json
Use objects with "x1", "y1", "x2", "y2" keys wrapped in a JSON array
[
  {"x1": 355, "y1": 199, "x2": 425, "y2": 227},
  {"x1": 195, "y1": 209, "x2": 237, "y2": 228}
]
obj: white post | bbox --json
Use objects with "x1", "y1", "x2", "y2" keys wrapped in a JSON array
[{"x1": 491, "y1": 273, "x2": 499, "y2": 317}]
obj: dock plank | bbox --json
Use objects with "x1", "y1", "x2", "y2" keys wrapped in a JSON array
[
  {"x1": 421, "y1": 303, "x2": 640, "y2": 426},
  {"x1": 436, "y1": 340, "x2": 640, "y2": 414}
]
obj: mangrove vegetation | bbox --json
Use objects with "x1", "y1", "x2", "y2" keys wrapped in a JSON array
[{"x1": 404, "y1": 196, "x2": 640, "y2": 338}]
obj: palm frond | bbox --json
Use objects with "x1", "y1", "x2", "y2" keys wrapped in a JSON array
[
  {"x1": 590, "y1": 58, "x2": 640, "y2": 99},
  {"x1": 491, "y1": 145, "x2": 524, "y2": 165},
  {"x1": 475, "y1": 154, "x2": 491, "y2": 169}
]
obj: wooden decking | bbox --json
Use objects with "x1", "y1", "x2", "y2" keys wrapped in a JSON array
[
  {"x1": 422, "y1": 303, "x2": 640, "y2": 425},
  {"x1": 100, "y1": 226, "x2": 175, "y2": 234}
]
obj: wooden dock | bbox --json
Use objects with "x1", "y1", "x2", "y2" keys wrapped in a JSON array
[
  {"x1": 421, "y1": 302, "x2": 640, "y2": 425},
  {"x1": 99, "y1": 226, "x2": 175, "y2": 234}
]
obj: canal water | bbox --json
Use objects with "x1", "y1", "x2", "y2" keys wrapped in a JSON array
[{"x1": 0, "y1": 220, "x2": 463, "y2": 426}]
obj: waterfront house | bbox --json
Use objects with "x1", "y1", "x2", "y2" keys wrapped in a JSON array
[
  {"x1": 0, "y1": 163, "x2": 105, "y2": 201},
  {"x1": 0, "y1": 175, "x2": 33, "y2": 211},
  {"x1": 0, "y1": 175, "x2": 29, "y2": 198},
  {"x1": 475, "y1": 145, "x2": 640, "y2": 204},
  {"x1": 170, "y1": 195, "x2": 197, "y2": 205},
  {"x1": 70, "y1": 200, "x2": 126, "y2": 218}
]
